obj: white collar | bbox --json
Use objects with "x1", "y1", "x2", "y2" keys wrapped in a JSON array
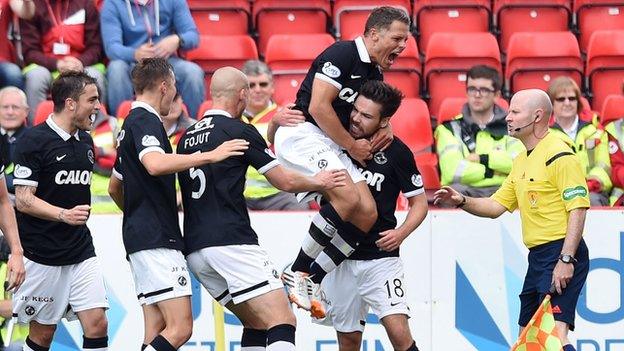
[
  {"x1": 131, "y1": 101, "x2": 162, "y2": 122},
  {"x1": 354, "y1": 36, "x2": 371, "y2": 63},
  {"x1": 562, "y1": 116, "x2": 579, "y2": 140},
  {"x1": 204, "y1": 109, "x2": 233, "y2": 118},
  {"x1": 46, "y1": 115, "x2": 80, "y2": 141}
]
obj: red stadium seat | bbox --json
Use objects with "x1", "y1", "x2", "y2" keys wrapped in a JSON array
[
  {"x1": 413, "y1": 0, "x2": 491, "y2": 55},
  {"x1": 424, "y1": 32, "x2": 502, "y2": 117},
  {"x1": 390, "y1": 98, "x2": 440, "y2": 194},
  {"x1": 197, "y1": 100, "x2": 214, "y2": 119},
  {"x1": 437, "y1": 97, "x2": 509, "y2": 123},
  {"x1": 186, "y1": 35, "x2": 258, "y2": 99},
  {"x1": 187, "y1": 0, "x2": 250, "y2": 36},
  {"x1": 384, "y1": 36, "x2": 421, "y2": 98},
  {"x1": 586, "y1": 30, "x2": 624, "y2": 111},
  {"x1": 265, "y1": 34, "x2": 335, "y2": 104},
  {"x1": 574, "y1": 0, "x2": 624, "y2": 53},
  {"x1": 600, "y1": 94, "x2": 624, "y2": 126},
  {"x1": 115, "y1": 100, "x2": 133, "y2": 120},
  {"x1": 253, "y1": 0, "x2": 331, "y2": 57},
  {"x1": 505, "y1": 31, "x2": 583, "y2": 94},
  {"x1": 34, "y1": 100, "x2": 54, "y2": 126},
  {"x1": 333, "y1": 0, "x2": 412, "y2": 40},
  {"x1": 494, "y1": 0, "x2": 572, "y2": 53}
]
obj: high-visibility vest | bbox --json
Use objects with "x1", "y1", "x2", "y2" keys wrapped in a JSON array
[{"x1": 0, "y1": 262, "x2": 29, "y2": 344}]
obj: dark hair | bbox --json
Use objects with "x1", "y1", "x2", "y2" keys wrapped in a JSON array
[
  {"x1": 50, "y1": 71, "x2": 97, "y2": 113},
  {"x1": 364, "y1": 6, "x2": 410, "y2": 35},
  {"x1": 466, "y1": 65, "x2": 502, "y2": 92},
  {"x1": 131, "y1": 58, "x2": 174, "y2": 95},
  {"x1": 358, "y1": 80, "x2": 404, "y2": 118}
]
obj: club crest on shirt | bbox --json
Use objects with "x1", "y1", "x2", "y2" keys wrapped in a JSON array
[
  {"x1": 141, "y1": 135, "x2": 160, "y2": 147},
  {"x1": 87, "y1": 149, "x2": 95, "y2": 164},
  {"x1": 322, "y1": 62, "x2": 341, "y2": 78},
  {"x1": 14, "y1": 164, "x2": 32, "y2": 178},
  {"x1": 373, "y1": 151, "x2": 387, "y2": 165},
  {"x1": 411, "y1": 174, "x2": 423, "y2": 187}
]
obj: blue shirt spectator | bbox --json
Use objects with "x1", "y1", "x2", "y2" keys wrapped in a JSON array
[{"x1": 101, "y1": 0, "x2": 204, "y2": 118}]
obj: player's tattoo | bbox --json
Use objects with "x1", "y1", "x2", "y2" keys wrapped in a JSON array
[{"x1": 15, "y1": 185, "x2": 37, "y2": 212}]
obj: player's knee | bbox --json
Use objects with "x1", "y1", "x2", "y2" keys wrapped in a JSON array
[
  {"x1": 28, "y1": 325, "x2": 56, "y2": 346},
  {"x1": 337, "y1": 332, "x2": 361, "y2": 351},
  {"x1": 84, "y1": 313, "x2": 108, "y2": 337},
  {"x1": 167, "y1": 318, "x2": 193, "y2": 345},
  {"x1": 387, "y1": 324, "x2": 413, "y2": 350}
]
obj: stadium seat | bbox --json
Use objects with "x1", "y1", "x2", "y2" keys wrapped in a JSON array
[
  {"x1": 505, "y1": 31, "x2": 583, "y2": 94},
  {"x1": 600, "y1": 94, "x2": 624, "y2": 126},
  {"x1": 186, "y1": 35, "x2": 258, "y2": 99},
  {"x1": 390, "y1": 98, "x2": 440, "y2": 195},
  {"x1": 413, "y1": 0, "x2": 491, "y2": 55},
  {"x1": 574, "y1": 0, "x2": 624, "y2": 53},
  {"x1": 33, "y1": 100, "x2": 54, "y2": 126},
  {"x1": 437, "y1": 97, "x2": 509, "y2": 123},
  {"x1": 187, "y1": 0, "x2": 250, "y2": 36},
  {"x1": 586, "y1": 30, "x2": 624, "y2": 111},
  {"x1": 265, "y1": 34, "x2": 335, "y2": 104},
  {"x1": 494, "y1": 0, "x2": 572, "y2": 53},
  {"x1": 253, "y1": 0, "x2": 331, "y2": 57},
  {"x1": 197, "y1": 100, "x2": 213, "y2": 119},
  {"x1": 333, "y1": 0, "x2": 412, "y2": 40},
  {"x1": 384, "y1": 36, "x2": 421, "y2": 98},
  {"x1": 424, "y1": 32, "x2": 502, "y2": 117}
]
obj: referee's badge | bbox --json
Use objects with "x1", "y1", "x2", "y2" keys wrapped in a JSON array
[
  {"x1": 87, "y1": 149, "x2": 95, "y2": 164},
  {"x1": 528, "y1": 191, "x2": 538, "y2": 208},
  {"x1": 322, "y1": 62, "x2": 341, "y2": 78},
  {"x1": 373, "y1": 151, "x2": 387, "y2": 164}
]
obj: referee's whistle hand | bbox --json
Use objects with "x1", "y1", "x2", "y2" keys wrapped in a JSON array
[
  {"x1": 63, "y1": 205, "x2": 91, "y2": 226},
  {"x1": 432, "y1": 186, "x2": 461, "y2": 208}
]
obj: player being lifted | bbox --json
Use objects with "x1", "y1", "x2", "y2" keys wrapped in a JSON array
[
  {"x1": 108, "y1": 59, "x2": 248, "y2": 351},
  {"x1": 177, "y1": 67, "x2": 346, "y2": 351},
  {"x1": 272, "y1": 6, "x2": 411, "y2": 317}
]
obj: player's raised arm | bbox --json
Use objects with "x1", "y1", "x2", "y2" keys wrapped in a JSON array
[{"x1": 433, "y1": 185, "x2": 507, "y2": 218}]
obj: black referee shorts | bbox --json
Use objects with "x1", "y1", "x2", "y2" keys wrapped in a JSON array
[{"x1": 518, "y1": 238, "x2": 589, "y2": 331}]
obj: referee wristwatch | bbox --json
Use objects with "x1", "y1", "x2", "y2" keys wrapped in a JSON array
[{"x1": 558, "y1": 254, "x2": 577, "y2": 264}]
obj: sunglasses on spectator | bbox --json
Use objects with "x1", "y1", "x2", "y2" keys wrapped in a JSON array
[
  {"x1": 554, "y1": 96, "x2": 577, "y2": 102},
  {"x1": 250, "y1": 82, "x2": 270, "y2": 88},
  {"x1": 466, "y1": 86, "x2": 496, "y2": 95}
]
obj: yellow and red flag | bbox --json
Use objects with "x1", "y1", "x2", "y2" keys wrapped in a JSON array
[{"x1": 511, "y1": 295, "x2": 564, "y2": 351}]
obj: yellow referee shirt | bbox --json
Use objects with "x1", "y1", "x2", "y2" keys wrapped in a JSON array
[{"x1": 492, "y1": 133, "x2": 590, "y2": 248}]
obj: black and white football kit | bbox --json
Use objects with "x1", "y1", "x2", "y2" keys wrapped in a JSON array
[
  {"x1": 11, "y1": 117, "x2": 108, "y2": 324},
  {"x1": 319, "y1": 138, "x2": 425, "y2": 332},
  {"x1": 113, "y1": 101, "x2": 190, "y2": 305},
  {"x1": 274, "y1": 37, "x2": 383, "y2": 183},
  {"x1": 178, "y1": 110, "x2": 283, "y2": 306}
]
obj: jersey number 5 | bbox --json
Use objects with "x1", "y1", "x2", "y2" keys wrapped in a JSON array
[{"x1": 189, "y1": 167, "x2": 206, "y2": 199}]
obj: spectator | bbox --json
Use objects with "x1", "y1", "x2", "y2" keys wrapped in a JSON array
[
  {"x1": 241, "y1": 60, "x2": 309, "y2": 210},
  {"x1": 604, "y1": 91, "x2": 624, "y2": 205},
  {"x1": 547, "y1": 76, "x2": 611, "y2": 206},
  {"x1": 434, "y1": 65, "x2": 524, "y2": 198},
  {"x1": 0, "y1": 86, "x2": 29, "y2": 204},
  {"x1": 163, "y1": 92, "x2": 193, "y2": 150},
  {"x1": 101, "y1": 0, "x2": 204, "y2": 119},
  {"x1": 0, "y1": 0, "x2": 35, "y2": 89},
  {"x1": 19, "y1": 0, "x2": 105, "y2": 124}
]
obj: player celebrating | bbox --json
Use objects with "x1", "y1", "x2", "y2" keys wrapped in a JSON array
[
  {"x1": 13, "y1": 71, "x2": 109, "y2": 351},
  {"x1": 107, "y1": 59, "x2": 248, "y2": 351},
  {"x1": 178, "y1": 67, "x2": 346, "y2": 351},
  {"x1": 273, "y1": 6, "x2": 411, "y2": 317}
]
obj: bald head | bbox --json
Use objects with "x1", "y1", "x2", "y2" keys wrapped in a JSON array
[
  {"x1": 210, "y1": 67, "x2": 249, "y2": 99},
  {"x1": 512, "y1": 89, "x2": 552, "y2": 126}
]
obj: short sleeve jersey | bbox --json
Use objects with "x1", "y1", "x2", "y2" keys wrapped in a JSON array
[
  {"x1": 350, "y1": 138, "x2": 424, "y2": 260},
  {"x1": 295, "y1": 37, "x2": 383, "y2": 129},
  {"x1": 12, "y1": 118, "x2": 96, "y2": 266},
  {"x1": 177, "y1": 110, "x2": 279, "y2": 253},
  {"x1": 113, "y1": 102, "x2": 183, "y2": 255},
  {"x1": 491, "y1": 132, "x2": 590, "y2": 248}
]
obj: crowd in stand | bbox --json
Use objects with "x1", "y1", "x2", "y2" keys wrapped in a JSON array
[{"x1": 0, "y1": 0, "x2": 623, "y2": 214}]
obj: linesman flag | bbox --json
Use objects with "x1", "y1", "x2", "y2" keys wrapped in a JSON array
[{"x1": 511, "y1": 295, "x2": 564, "y2": 351}]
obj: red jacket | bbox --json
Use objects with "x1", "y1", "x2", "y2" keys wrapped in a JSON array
[
  {"x1": 608, "y1": 133, "x2": 624, "y2": 205},
  {"x1": 0, "y1": 0, "x2": 14, "y2": 62},
  {"x1": 20, "y1": 0, "x2": 101, "y2": 70}
]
